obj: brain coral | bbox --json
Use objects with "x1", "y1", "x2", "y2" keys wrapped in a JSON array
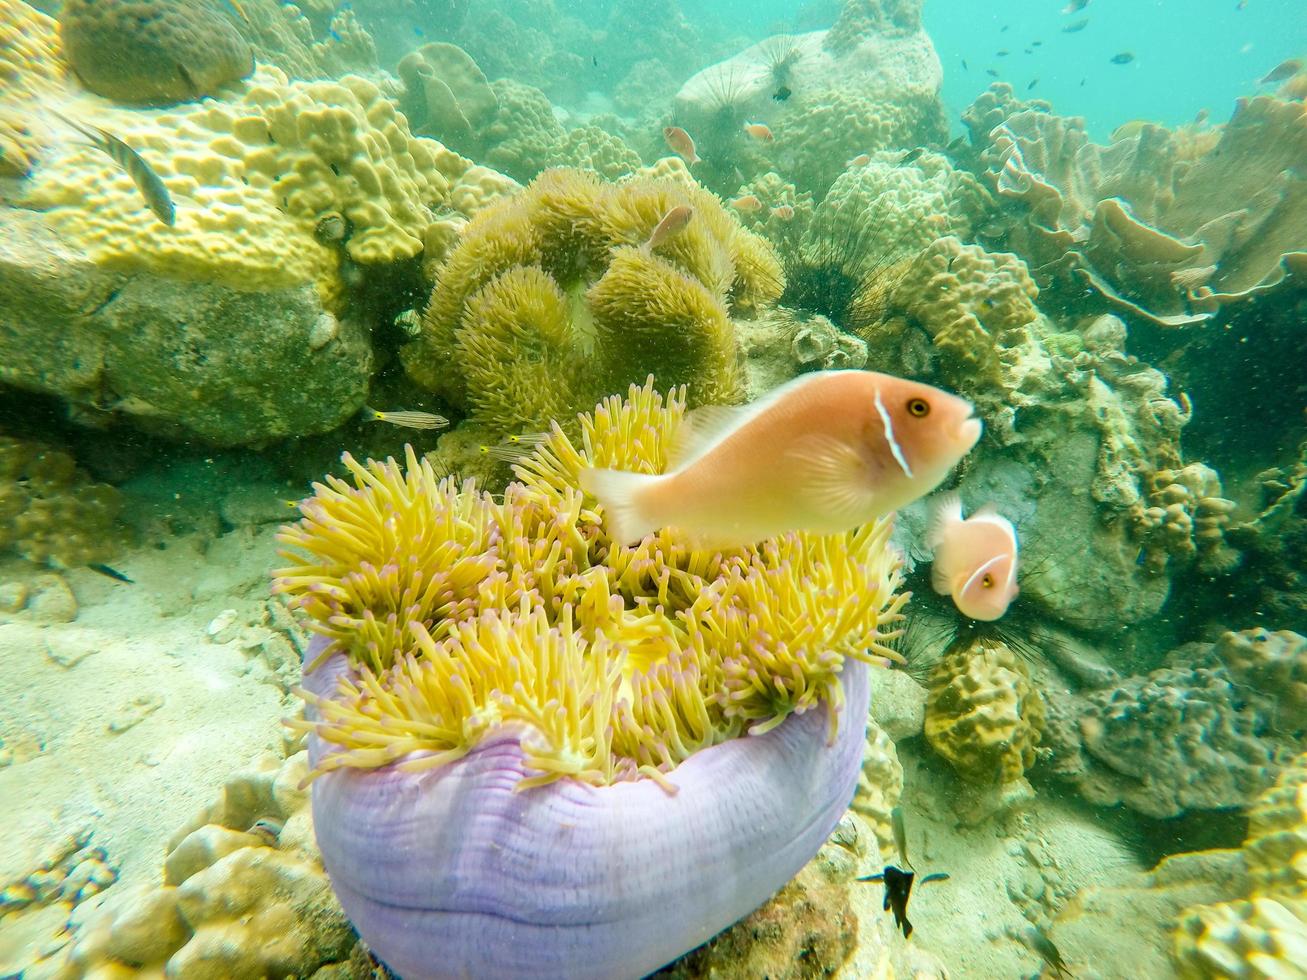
[
  {"x1": 923, "y1": 634, "x2": 1044, "y2": 785},
  {"x1": 402, "y1": 168, "x2": 783, "y2": 437},
  {"x1": 273, "y1": 380, "x2": 907, "y2": 979},
  {"x1": 59, "y1": 0, "x2": 254, "y2": 105},
  {"x1": 0, "y1": 0, "x2": 64, "y2": 101}
]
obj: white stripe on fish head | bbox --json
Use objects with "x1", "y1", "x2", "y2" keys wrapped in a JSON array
[{"x1": 873, "y1": 388, "x2": 914, "y2": 479}]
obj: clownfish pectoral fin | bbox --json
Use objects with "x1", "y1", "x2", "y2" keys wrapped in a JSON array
[{"x1": 789, "y1": 434, "x2": 877, "y2": 526}]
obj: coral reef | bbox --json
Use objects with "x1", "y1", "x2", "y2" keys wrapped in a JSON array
[
  {"x1": 923, "y1": 635, "x2": 1044, "y2": 786},
  {"x1": 0, "y1": 829, "x2": 116, "y2": 918},
  {"x1": 1, "y1": 1, "x2": 515, "y2": 445},
  {"x1": 1172, "y1": 752, "x2": 1307, "y2": 977},
  {"x1": 1135, "y1": 463, "x2": 1240, "y2": 576},
  {"x1": 479, "y1": 77, "x2": 568, "y2": 182},
  {"x1": 397, "y1": 41, "x2": 498, "y2": 157},
  {"x1": 1043, "y1": 632, "x2": 1307, "y2": 818},
  {"x1": 850, "y1": 718, "x2": 905, "y2": 859},
  {"x1": 403, "y1": 168, "x2": 781, "y2": 436},
  {"x1": 274, "y1": 381, "x2": 907, "y2": 979},
  {"x1": 806, "y1": 150, "x2": 992, "y2": 270},
  {"x1": 29, "y1": 752, "x2": 357, "y2": 978},
  {"x1": 0, "y1": 436, "x2": 124, "y2": 568},
  {"x1": 672, "y1": 1, "x2": 946, "y2": 198},
  {"x1": 58, "y1": 0, "x2": 253, "y2": 105},
  {"x1": 968, "y1": 84, "x2": 1307, "y2": 326}
]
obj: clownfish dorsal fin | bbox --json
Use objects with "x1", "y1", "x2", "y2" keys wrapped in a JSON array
[
  {"x1": 666, "y1": 403, "x2": 751, "y2": 471},
  {"x1": 926, "y1": 492, "x2": 963, "y2": 549}
]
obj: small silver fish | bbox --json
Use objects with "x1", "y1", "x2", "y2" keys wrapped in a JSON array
[
  {"x1": 478, "y1": 432, "x2": 549, "y2": 463},
  {"x1": 1062, "y1": 0, "x2": 1089, "y2": 12},
  {"x1": 1062, "y1": 17, "x2": 1089, "y2": 32},
  {"x1": 363, "y1": 407, "x2": 449, "y2": 430},
  {"x1": 1110, "y1": 51, "x2": 1136, "y2": 64},
  {"x1": 646, "y1": 205, "x2": 694, "y2": 250},
  {"x1": 55, "y1": 112, "x2": 176, "y2": 226}
]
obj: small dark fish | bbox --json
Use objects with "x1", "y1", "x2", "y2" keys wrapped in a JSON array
[
  {"x1": 1062, "y1": 17, "x2": 1089, "y2": 32},
  {"x1": 1022, "y1": 925, "x2": 1074, "y2": 978},
  {"x1": 859, "y1": 866, "x2": 949, "y2": 938},
  {"x1": 1024, "y1": 48, "x2": 1033, "y2": 54},
  {"x1": 1111, "y1": 51, "x2": 1135, "y2": 64},
  {"x1": 1062, "y1": 0, "x2": 1089, "y2": 11},
  {"x1": 89, "y1": 563, "x2": 134, "y2": 584},
  {"x1": 997, "y1": 49, "x2": 1010, "y2": 56},
  {"x1": 1000, "y1": 24, "x2": 1009, "y2": 32},
  {"x1": 1080, "y1": 77, "x2": 1087, "y2": 85},
  {"x1": 1032, "y1": 40, "x2": 1043, "y2": 46},
  {"x1": 986, "y1": 68, "x2": 1000, "y2": 77},
  {"x1": 54, "y1": 112, "x2": 176, "y2": 226},
  {"x1": 961, "y1": 58, "x2": 969, "y2": 70},
  {"x1": 772, "y1": 84, "x2": 792, "y2": 101},
  {"x1": 1236, "y1": 0, "x2": 1247, "y2": 8},
  {"x1": 900, "y1": 147, "x2": 924, "y2": 164},
  {"x1": 1260, "y1": 59, "x2": 1302, "y2": 84},
  {"x1": 1028, "y1": 78, "x2": 1040, "y2": 90},
  {"x1": 592, "y1": 55, "x2": 599, "y2": 68}
]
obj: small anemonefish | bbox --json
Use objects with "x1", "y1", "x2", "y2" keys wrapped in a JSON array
[{"x1": 926, "y1": 493, "x2": 1019, "y2": 621}]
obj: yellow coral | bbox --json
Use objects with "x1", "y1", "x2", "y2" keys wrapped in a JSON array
[
  {"x1": 12, "y1": 45, "x2": 511, "y2": 308},
  {"x1": 923, "y1": 634, "x2": 1044, "y2": 785},
  {"x1": 275, "y1": 380, "x2": 905, "y2": 790},
  {"x1": 404, "y1": 168, "x2": 782, "y2": 435},
  {"x1": 0, "y1": 0, "x2": 65, "y2": 101}
]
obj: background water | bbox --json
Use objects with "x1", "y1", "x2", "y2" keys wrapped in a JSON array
[{"x1": 690, "y1": 0, "x2": 1305, "y2": 138}]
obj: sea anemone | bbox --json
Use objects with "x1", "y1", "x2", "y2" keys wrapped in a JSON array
[{"x1": 274, "y1": 380, "x2": 906, "y2": 979}]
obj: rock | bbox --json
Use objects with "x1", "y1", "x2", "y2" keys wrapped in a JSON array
[
  {"x1": 25, "y1": 574, "x2": 77, "y2": 623},
  {"x1": 43, "y1": 629, "x2": 99, "y2": 668},
  {"x1": 0, "y1": 212, "x2": 373, "y2": 448},
  {"x1": 106, "y1": 693, "x2": 163, "y2": 733},
  {"x1": 0, "y1": 580, "x2": 27, "y2": 613}
]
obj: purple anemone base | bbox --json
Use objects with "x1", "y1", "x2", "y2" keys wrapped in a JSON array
[{"x1": 303, "y1": 636, "x2": 871, "y2": 980}]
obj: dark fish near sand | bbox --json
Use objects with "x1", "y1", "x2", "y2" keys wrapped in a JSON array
[
  {"x1": 89, "y1": 563, "x2": 134, "y2": 584},
  {"x1": 54, "y1": 112, "x2": 176, "y2": 226},
  {"x1": 986, "y1": 68, "x2": 1000, "y2": 77},
  {"x1": 1062, "y1": 17, "x2": 1089, "y2": 32},
  {"x1": 859, "y1": 866, "x2": 951, "y2": 938},
  {"x1": 1028, "y1": 77, "x2": 1040, "y2": 90},
  {"x1": 961, "y1": 58, "x2": 969, "y2": 70},
  {"x1": 1021, "y1": 925, "x2": 1074, "y2": 978},
  {"x1": 1111, "y1": 51, "x2": 1136, "y2": 64},
  {"x1": 772, "y1": 84, "x2": 791, "y2": 101},
  {"x1": 1260, "y1": 59, "x2": 1302, "y2": 84},
  {"x1": 363, "y1": 407, "x2": 449, "y2": 430}
]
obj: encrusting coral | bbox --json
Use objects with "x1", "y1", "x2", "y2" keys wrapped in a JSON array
[
  {"x1": 273, "y1": 380, "x2": 907, "y2": 979},
  {"x1": 402, "y1": 169, "x2": 782, "y2": 437},
  {"x1": 0, "y1": 436, "x2": 123, "y2": 569},
  {"x1": 58, "y1": 0, "x2": 253, "y2": 105},
  {"x1": 923, "y1": 634, "x2": 1044, "y2": 786},
  {"x1": 1172, "y1": 751, "x2": 1307, "y2": 977}
]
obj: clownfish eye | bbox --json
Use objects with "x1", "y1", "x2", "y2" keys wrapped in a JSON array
[
  {"x1": 907, "y1": 397, "x2": 930, "y2": 417},
  {"x1": 981, "y1": 574, "x2": 994, "y2": 588}
]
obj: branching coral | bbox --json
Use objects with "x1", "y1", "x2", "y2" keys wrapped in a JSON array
[
  {"x1": 275, "y1": 380, "x2": 906, "y2": 788},
  {"x1": 402, "y1": 168, "x2": 782, "y2": 437}
]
